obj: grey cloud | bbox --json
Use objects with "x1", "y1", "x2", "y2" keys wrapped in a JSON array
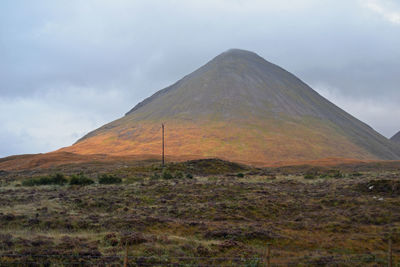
[
  {"x1": 313, "y1": 85, "x2": 400, "y2": 138},
  {"x1": 1, "y1": 0, "x2": 400, "y2": 156}
]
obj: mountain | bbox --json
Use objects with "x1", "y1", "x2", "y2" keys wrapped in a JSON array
[
  {"x1": 61, "y1": 49, "x2": 400, "y2": 165},
  {"x1": 391, "y1": 131, "x2": 400, "y2": 144}
]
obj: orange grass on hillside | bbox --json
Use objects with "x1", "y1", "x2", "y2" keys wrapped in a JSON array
[
  {"x1": 0, "y1": 151, "x2": 389, "y2": 171},
  {"x1": 60, "y1": 119, "x2": 377, "y2": 166}
]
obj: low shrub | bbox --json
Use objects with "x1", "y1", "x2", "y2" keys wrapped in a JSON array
[
  {"x1": 237, "y1": 173, "x2": 244, "y2": 178},
  {"x1": 186, "y1": 173, "x2": 193, "y2": 179},
  {"x1": 151, "y1": 173, "x2": 161, "y2": 180},
  {"x1": 304, "y1": 172, "x2": 317, "y2": 179},
  {"x1": 22, "y1": 179, "x2": 41, "y2": 186},
  {"x1": 358, "y1": 179, "x2": 400, "y2": 195},
  {"x1": 69, "y1": 174, "x2": 94, "y2": 186},
  {"x1": 104, "y1": 233, "x2": 119, "y2": 247},
  {"x1": 310, "y1": 170, "x2": 344, "y2": 179},
  {"x1": 22, "y1": 173, "x2": 67, "y2": 186},
  {"x1": 98, "y1": 174, "x2": 122, "y2": 184},
  {"x1": 174, "y1": 171, "x2": 184, "y2": 179},
  {"x1": 208, "y1": 177, "x2": 218, "y2": 181},
  {"x1": 162, "y1": 170, "x2": 173, "y2": 180},
  {"x1": 243, "y1": 258, "x2": 262, "y2": 267},
  {"x1": 331, "y1": 170, "x2": 344, "y2": 178}
]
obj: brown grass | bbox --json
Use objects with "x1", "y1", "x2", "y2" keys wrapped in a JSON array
[{"x1": 0, "y1": 159, "x2": 399, "y2": 265}]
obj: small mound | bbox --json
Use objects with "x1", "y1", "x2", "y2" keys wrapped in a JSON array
[
  {"x1": 162, "y1": 158, "x2": 248, "y2": 176},
  {"x1": 184, "y1": 158, "x2": 248, "y2": 175}
]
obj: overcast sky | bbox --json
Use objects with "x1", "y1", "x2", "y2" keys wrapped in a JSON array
[{"x1": 1, "y1": 0, "x2": 400, "y2": 157}]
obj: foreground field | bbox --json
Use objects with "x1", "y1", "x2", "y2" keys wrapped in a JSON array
[{"x1": 0, "y1": 159, "x2": 399, "y2": 266}]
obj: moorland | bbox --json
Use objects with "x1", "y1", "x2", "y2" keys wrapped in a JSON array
[{"x1": 0, "y1": 158, "x2": 399, "y2": 266}]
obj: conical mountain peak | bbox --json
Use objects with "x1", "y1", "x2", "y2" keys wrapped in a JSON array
[
  {"x1": 64, "y1": 49, "x2": 400, "y2": 164},
  {"x1": 206, "y1": 48, "x2": 274, "y2": 72},
  {"x1": 124, "y1": 48, "x2": 318, "y2": 120},
  {"x1": 216, "y1": 48, "x2": 262, "y2": 60}
]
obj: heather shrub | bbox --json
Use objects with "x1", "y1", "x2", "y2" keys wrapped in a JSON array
[
  {"x1": 98, "y1": 174, "x2": 122, "y2": 184},
  {"x1": 175, "y1": 171, "x2": 184, "y2": 179},
  {"x1": 69, "y1": 174, "x2": 94, "y2": 186},
  {"x1": 151, "y1": 173, "x2": 161, "y2": 180},
  {"x1": 331, "y1": 170, "x2": 344, "y2": 178},
  {"x1": 162, "y1": 170, "x2": 173, "y2": 180},
  {"x1": 22, "y1": 173, "x2": 67, "y2": 186},
  {"x1": 304, "y1": 172, "x2": 317, "y2": 180}
]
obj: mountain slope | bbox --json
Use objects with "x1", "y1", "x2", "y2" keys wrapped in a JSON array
[
  {"x1": 61, "y1": 49, "x2": 400, "y2": 164},
  {"x1": 391, "y1": 131, "x2": 400, "y2": 144}
]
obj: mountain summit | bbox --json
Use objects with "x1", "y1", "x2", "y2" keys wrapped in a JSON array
[{"x1": 62, "y1": 49, "x2": 400, "y2": 164}]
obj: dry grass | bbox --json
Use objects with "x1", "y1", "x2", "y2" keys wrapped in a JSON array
[
  {"x1": 60, "y1": 119, "x2": 378, "y2": 165},
  {"x1": 0, "y1": 159, "x2": 399, "y2": 266}
]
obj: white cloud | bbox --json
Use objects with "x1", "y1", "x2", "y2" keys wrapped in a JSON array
[
  {"x1": 0, "y1": 86, "x2": 130, "y2": 157},
  {"x1": 362, "y1": 0, "x2": 400, "y2": 24}
]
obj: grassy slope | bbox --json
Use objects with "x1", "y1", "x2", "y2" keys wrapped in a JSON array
[{"x1": 62, "y1": 117, "x2": 376, "y2": 164}]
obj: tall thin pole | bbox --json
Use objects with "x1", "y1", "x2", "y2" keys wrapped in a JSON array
[
  {"x1": 265, "y1": 243, "x2": 271, "y2": 267},
  {"x1": 123, "y1": 241, "x2": 128, "y2": 267},
  {"x1": 388, "y1": 238, "x2": 393, "y2": 267},
  {"x1": 162, "y1": 123, "x2": 165, "y2": 167}
]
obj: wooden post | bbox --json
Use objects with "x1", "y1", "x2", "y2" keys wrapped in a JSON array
[
  {"x1": 388, "y1": 238, "x2": 393, "y2": 267},
  {"x1": 264, "y1": 243, "x2": 271, "y2": 267},
  {"x1": 162, "y1": 123, "x2": 165, "y2": 167},
  {"x1": 123, "y1": 241, "x2": 128, "y2": 267}
]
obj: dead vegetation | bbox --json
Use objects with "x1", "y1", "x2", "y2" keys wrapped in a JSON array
[{"x1": 0, "y1": 159, "x2": 399, "y2": 266}]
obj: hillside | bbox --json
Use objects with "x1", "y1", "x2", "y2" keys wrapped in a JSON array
[
  {"x1": 391, "y1": 131, "x2": 400, "y2": 144},
  {"x1": 61, "y1": 49, "x2": 400, "y2": 164}
]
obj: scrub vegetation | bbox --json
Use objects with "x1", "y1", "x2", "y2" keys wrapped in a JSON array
[{"x1": 0, "y1": 159, "x2": 399, "y2": 266}]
